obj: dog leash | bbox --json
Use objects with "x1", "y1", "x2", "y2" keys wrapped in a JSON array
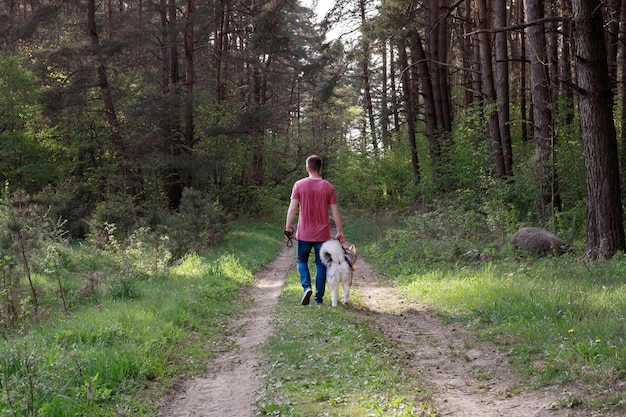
[
  {"x1": 342, "y1": 247, "x2": 355, "y2": 272},
  {"x1": 284, "y1": 227, "x2": 294, "y2": 247}
]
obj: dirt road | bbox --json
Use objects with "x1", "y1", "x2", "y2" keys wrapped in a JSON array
[{"x1": 157, "y1": 244, "x2": 596, "y2": 417}]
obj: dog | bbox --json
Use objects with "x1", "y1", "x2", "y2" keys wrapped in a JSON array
[{"x1": 320, "y1": 240, "x2": 357, "y2": 307}]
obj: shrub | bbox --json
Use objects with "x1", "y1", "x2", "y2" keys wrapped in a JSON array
[{"x1": 166, "y1": 187, "x2": 230, "y2": 259}]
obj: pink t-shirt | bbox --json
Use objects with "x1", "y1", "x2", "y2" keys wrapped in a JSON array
[{"x1": 291, "y1": 177, "x2": 337, "y2": 242}]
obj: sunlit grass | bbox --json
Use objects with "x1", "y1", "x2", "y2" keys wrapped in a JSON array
[
  {"x1": 0, "y1": 221, "x2": 283, "y2": 417},
  {"x1": 346, "y1": 213, "x2": 626, "y2": 413},
  {"x1": 392, "y1": 258, "x2": 626, "y2": 385}
]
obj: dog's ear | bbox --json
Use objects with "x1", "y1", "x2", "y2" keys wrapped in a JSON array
[{"x1": 348, "y1": 244, "x2": 356, "y2": 254}]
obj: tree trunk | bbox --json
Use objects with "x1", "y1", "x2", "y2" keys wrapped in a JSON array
[
  {"x1": 559, "y1": 0, "x2": 574, "y2": 124},
  {"x1": 494, "y1": 0, "x2": 513, "y2": 177},
  {"x1": 518, "y1": 0, "x2": 528, "y2": 142},
  {"x1": 475, "y1": 0, "x2": 505, "y2": 178},
  {"x1": 389, "y1": 43, "x2": 400, "y2": 134},
  {"x1": 410, "y1": 30, "x2": 436, "y2": 164},
  {"x1": 381, "y1": 40, "x2": 391, "y2": 149},
  {"x1": 184, "y1": 0, "x2": 195, "y2": 151},
  {"x1": 398, "y1": 36, "x2": 420, "y2": 185},
  {"x1": 605, "y1": 0, "x2": 621, "y2": 90},
  {"x1": 214, "y1": 0, "x2": 227, "y2": 104},
  {"x1": 526, "y1": 0, "x2": 557, "y2": 218},
  {"x1": 572, "y1": 0, "x2": 626, "y2": 259},
  {"x1": 461, "y1": 0, "x2": 476, "y2": 107},
  {"x1": 159, "y1": 0, "x2": 182, "y2": 209},
  {"x1": 358, "y1": 0, "x2": 378, "y2": 152},
  {"x1": 619, "y1": 0, "x2": 626, "y2": 194},
  {"x1": 87, "y1": 0, "x2": 124, "y2": 159},
  {"x1": 427, "y1": 0, "x2": 445, "y2": 133},
  {"x1": 434, "y1": 0, "x2": 452, "y2": 133},
  {"x1": 426, "y1": 0, "x2": 453, "y2": 190},
  {"x1": 545, "y1": 1, "x2": 560, "y2": 101},
  {"x1": 163, "y1": 0, "x2": 185, "y2": 209}
]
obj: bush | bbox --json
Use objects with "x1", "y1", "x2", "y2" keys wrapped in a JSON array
[
  {"x1": 87, "y1": 193, "x2": 137, "y2": 247},
  {"x1": 166, "y1": 187, "x2": 230, "y2": 259}
]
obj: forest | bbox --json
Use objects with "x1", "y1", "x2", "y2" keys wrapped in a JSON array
[
  {"x1": 0, "y1": 0, "x2": 622, "y2": 254},
  {"x1": 2, "y1": 0, "x2": 626, "y2": 415}
]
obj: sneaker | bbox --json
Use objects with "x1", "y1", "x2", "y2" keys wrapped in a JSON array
[
  {"x1": 301, "y1": 288, "x2": 312, "y2": 305},
  {"x1": 315, "y1": 301, "x2": 323, "y2": 307}
]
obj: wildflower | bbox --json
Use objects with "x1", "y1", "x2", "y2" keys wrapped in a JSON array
[
  {"x1": 567, "y1": 329, "x2": 574, "y2": 333},
  {"x1": 595, "y1": 339, "x2": 601, "y2": 343}
]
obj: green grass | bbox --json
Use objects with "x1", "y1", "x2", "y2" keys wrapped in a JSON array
[
  {"x1": 345, "y1": 212, "x2": 626, "y2": 413},
  {"x1": 4, "y1": 207, "x2": 626, "y2": 416},
  {"x1": 0, "y1": 221, "x2": 283, "y2": 417},
  {"x1": 258, "y1": 276, "x2": 433, "y2": 417}
]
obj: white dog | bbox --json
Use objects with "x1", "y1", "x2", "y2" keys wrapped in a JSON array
[{"x1": 320, "y1": 240, "x2": 357, "y2": 307}]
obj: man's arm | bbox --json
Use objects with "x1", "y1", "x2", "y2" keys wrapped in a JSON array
[
  {"x1": 330, "y1": 203, "x2": 345, "y2": 244},
  {"x1": 285, "y1": 199, "x2": 299, "y2": 231}
]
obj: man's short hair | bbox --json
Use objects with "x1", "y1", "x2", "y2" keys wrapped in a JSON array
[{"x1": 306, "y1": 155, "x2": 323, "y2": 172}]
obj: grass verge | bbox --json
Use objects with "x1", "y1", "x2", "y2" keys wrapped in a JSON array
[
  {"x1": 0, "y1": 222, "x2": 283, "y2": 417},
  {"x1": 345, "y1": 211, "x2": 626, "y2": 414}
]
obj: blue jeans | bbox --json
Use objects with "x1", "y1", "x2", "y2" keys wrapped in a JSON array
[{"x1": 296, "y1": 240, "x2": 326, "y2": 304}]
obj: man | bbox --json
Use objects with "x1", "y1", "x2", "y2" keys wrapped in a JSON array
[{"x1": 285, "y1": 155, "x2": 345, "y2": 306}]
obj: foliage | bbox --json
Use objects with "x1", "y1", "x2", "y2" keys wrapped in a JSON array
[
  {"x1": 0, "y1": 182, "x2": 234, "y2": 341},
  {"x1": 450, "y1": 105, "x2": 496, "y2": 191},
  {"x1": 326, "y1": 143, "x2": 427, "y2": 213},
  {"x1": 0, "y1": 54, "x2": 58, "y2": 193},
  {"x1": 165, "y1": 187, "x2": 230, "y2": 258},
  {"x1": 0, "y1": 187, "x2": 70, "y2": 333}
]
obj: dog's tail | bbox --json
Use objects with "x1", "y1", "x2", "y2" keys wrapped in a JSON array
[{"x1": 320, "y1": 240, "x2": 345, "y2": 266}]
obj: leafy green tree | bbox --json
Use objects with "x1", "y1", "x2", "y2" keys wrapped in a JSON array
[{"x1": 0, "y1": 55, "x2": 58, "y2": 192}]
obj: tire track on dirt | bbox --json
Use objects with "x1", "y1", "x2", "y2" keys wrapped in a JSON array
[
  {"x1": 354, "y1": 260, "x2": 598, "y2": 417},
  {"x1": 157, "y1": 245, "x2": 295, "y2": 417},
  {"x1": 158, "y1": 243, "x2": 602, "y2": 417}
]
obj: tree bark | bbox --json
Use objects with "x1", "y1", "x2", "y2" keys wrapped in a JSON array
[
  {"x1": 358, "y1": 0, "x2": 378, "y2": 152},
  {"x1": 380, "y1": 40, "x2": 391, "y2": 149},
  {"x1": 461, "y1": 0, "x2": 476, "y2": 107},
  {"x1": 398, "y1": 36, "x2": 420, "y2": 185},
  {"x1": 87, "y1": 0, "x2": 124, "y2": 159},
  {"x1": 572, "y1": 0, "x2": 625, "y2": 259},
  {"x1": 545, "y1": 1, "x2": 559, "y2": 101},
  {"x1": 494, "y1": 0, "x2": 513, "y2": 177},
  {"x1": 619, "y1": 0, "x2": 626, "y2": 193},
  {"x1": 409, "y1": 30, "x2": 436, "y2": 163},
  {"x1": 518, "y1": 0, "x2": 528, "y2": 142},
  {"x1": 526, "y1": 0, "x2": 557, "y2": 218},
  {"x1": 475, "y1": 0, "x2": 505, "y2": 178},
  {"x1": 184, "y1": 0, "x2": 195, "y2": 152},
  {"x1": 559, "y1": 0, "x2": 574, "y2": 124},
  {"x1": 605, "y1": 0, "x2": 621, "y2": 90}
]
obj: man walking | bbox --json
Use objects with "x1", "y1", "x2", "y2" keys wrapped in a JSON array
[{"x1": 285, "y1": 155, "x2": 345, "y2": 306}]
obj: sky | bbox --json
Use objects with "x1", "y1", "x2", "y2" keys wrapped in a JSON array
[
  {"x1": 305, "y1": 0, "x2": 335, "y2": 22},
  {"x1": 304, "y1": 0, "x2": 354, "y2": 42}
]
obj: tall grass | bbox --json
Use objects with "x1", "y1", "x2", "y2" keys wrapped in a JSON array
[{"x1": 0, "y1": 222, "x2": 282, "y2": 417}]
